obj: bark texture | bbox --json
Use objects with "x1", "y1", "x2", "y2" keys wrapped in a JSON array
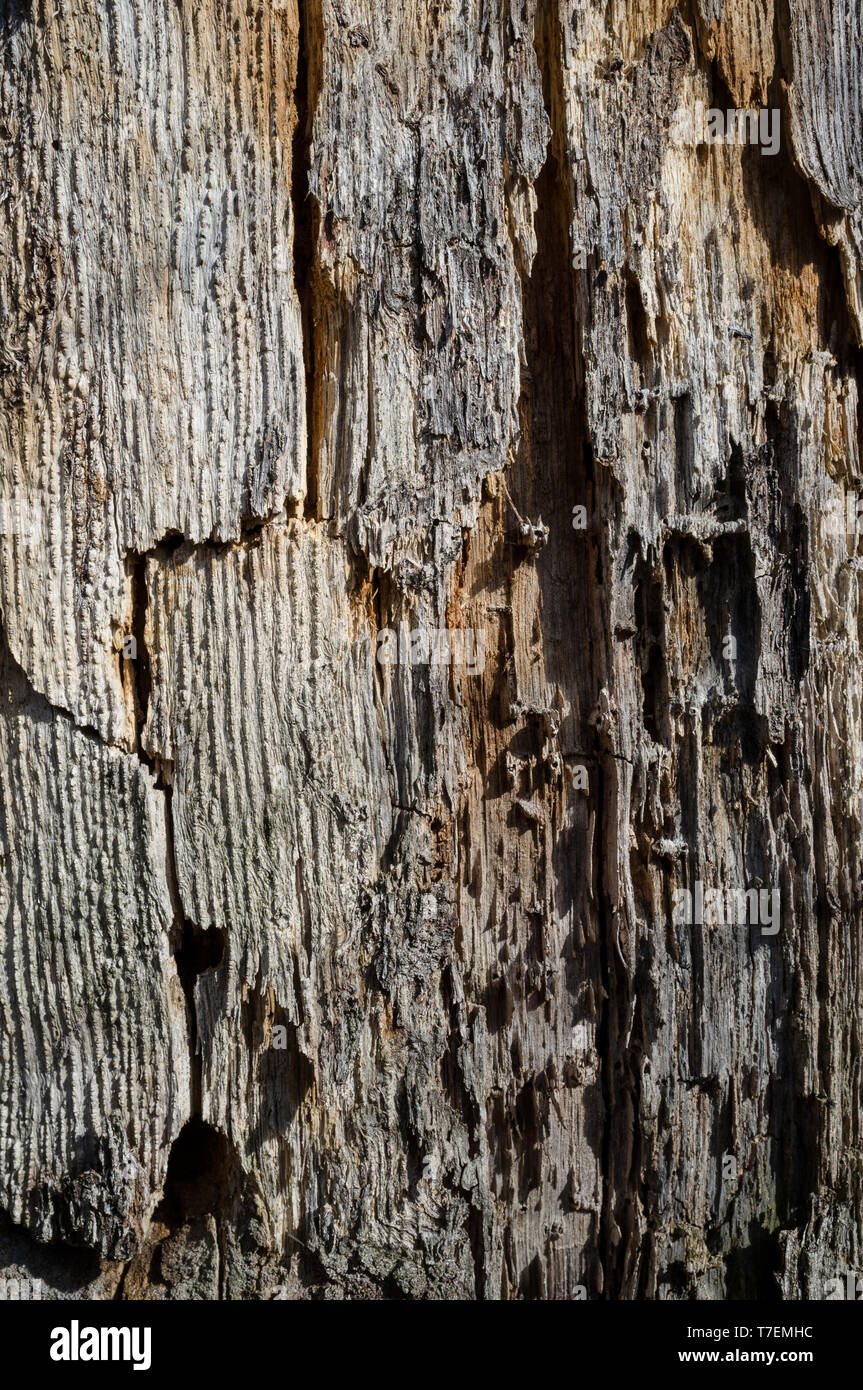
[{"x1": 1, "y1": 0, "x2": 862, "y2": 1300}]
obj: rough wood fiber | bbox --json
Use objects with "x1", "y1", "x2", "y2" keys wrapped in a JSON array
[
  {"x1": 305, "y1": 0, "x2": 548, "y2": 572},
  {"x1": 1, "y1": 0, "x2": 862, "y2": 1301},
  {"x1": 0, "y1": 0, "x2": 305, "y2": 742},
  {"x1": 786, "y1": 0, "x2": 863, "y2": 342},
  {"x1": 0, "y1": 628, "x2": 189, "y2": 1261}
]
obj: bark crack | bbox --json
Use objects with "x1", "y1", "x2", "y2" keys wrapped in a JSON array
[
  {"x1": 293, "y1": 0, "x2": 324, "y2": 522},
  {"x1": 126, "y1": 549, "x2": 226, "y2": 1118}
]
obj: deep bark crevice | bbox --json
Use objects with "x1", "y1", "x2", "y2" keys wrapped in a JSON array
[
  {"x1": 293, "y1": 0, "x2": 324, "y2": 522},
  {"x1": 156, "y1": 1120, "x2": 240, "y2": 1228},
  {"x1": 496, "y1": 0, "x2": 616, "y2": 1300},
  {"x1": 123, "y1": 543, "x2": 227, "y2": 1124},
  {"x1": 126, "y1": 549, "x2": 152, "y2": 763}
]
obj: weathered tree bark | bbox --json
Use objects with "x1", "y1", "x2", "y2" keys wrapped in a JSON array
[{"x1": 0, "y1": 0, "x2": 862, "y2": 1300}]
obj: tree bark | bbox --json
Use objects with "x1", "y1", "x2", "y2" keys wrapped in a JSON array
[{"x1": 0, "y1": 0, "x2": 862, "y2": 1300}]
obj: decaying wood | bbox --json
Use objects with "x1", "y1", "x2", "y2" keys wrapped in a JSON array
[{"x1": 1, "y1": 0, "x2": 862, "y2": 1300}]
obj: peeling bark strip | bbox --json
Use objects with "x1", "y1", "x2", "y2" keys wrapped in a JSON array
[{"x1": 0, "y1": 0, "x2": 862, "y2": 1301}]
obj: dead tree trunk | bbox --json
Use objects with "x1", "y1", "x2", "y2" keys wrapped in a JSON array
[{"x1": 1, "y1": 0, "x2": 862, "y2": 1300}]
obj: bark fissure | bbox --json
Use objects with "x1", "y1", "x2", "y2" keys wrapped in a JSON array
[
  {"x1": 128, "y1": 544, "x2": 227, "y2": 1124},
  {"x1": 293, "y1": 0, "x2": 323, "y2": 522}
]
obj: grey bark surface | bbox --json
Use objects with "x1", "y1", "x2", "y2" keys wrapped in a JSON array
[{"x1": 0, "y1": 0, "x2": 862, "y2": 1300}]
